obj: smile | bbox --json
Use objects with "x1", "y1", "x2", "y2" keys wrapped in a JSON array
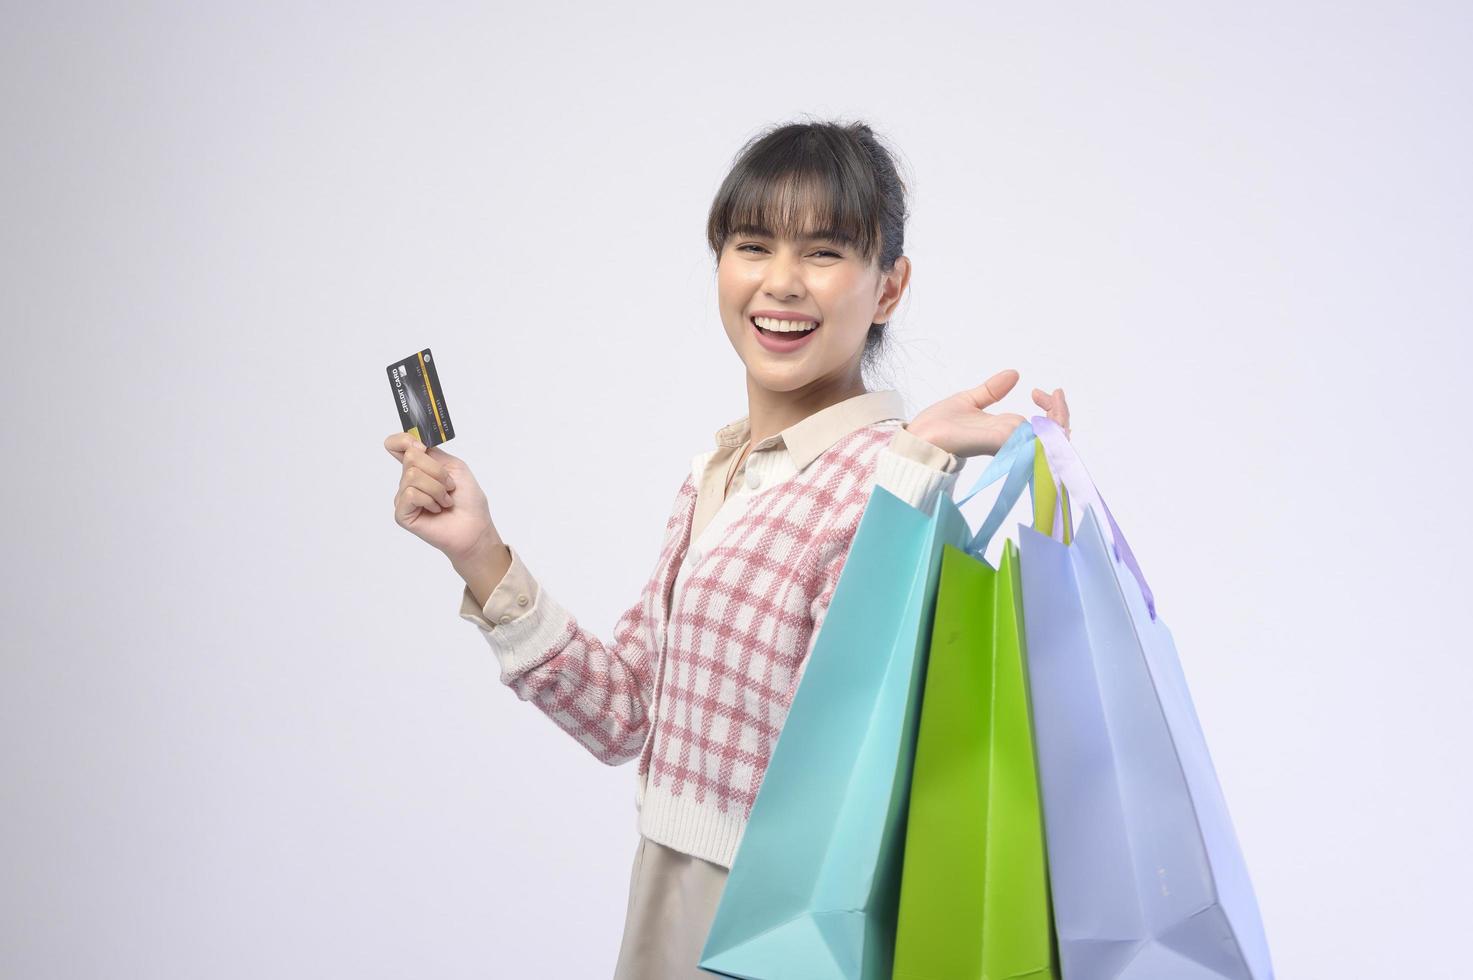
[
  {"x1": 750, "y1": 315, "x2": 821, "y2": 352},
  {"x1": 752, "y1": 315, "x2": 820, "y2": 334}
]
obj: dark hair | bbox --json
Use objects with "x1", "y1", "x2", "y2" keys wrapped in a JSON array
[{"x1": 706, "y1": 117, "x2": 910, "y2": 385}]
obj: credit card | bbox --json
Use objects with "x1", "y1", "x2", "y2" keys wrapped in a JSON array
[{"x1": 386, "y1": 347, "x2": 456, "y2": 448}]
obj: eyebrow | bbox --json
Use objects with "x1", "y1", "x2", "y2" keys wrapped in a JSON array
[{"x1": 730, "y1": 223, "x2": 855, "y2": 245}]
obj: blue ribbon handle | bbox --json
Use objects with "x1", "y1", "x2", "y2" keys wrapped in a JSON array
[{"x1": 954, "y1": 420, "x2": 1039, "y2": 559}]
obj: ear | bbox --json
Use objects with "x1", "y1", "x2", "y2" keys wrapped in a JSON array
[{"x1": 871, "y1": 255, "x2": 911, "y2": 324}]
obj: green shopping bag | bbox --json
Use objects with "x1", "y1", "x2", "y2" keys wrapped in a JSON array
[{"x1": 892, "y1": 429, "x2": 1061, "y2": 980}]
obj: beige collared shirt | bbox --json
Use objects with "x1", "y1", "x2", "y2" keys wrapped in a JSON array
[{"x1": 459, "y1": 389, "x2": 963, "y2": 630}]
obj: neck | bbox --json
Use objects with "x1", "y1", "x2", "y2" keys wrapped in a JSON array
[{"x1": 744, "y1": 369, "x2": 867, "y2": 446}]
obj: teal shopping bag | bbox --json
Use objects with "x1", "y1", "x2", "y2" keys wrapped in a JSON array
[{"x1": 698, "y1": 482, "x2": 973, "y2": 980}]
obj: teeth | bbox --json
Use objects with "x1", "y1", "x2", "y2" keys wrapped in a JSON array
[{"x1": 754, "y1": 316, "x2": 819, "y2": 333}]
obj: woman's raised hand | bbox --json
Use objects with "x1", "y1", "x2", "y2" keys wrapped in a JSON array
[
  {"x1": 384, "y1": 432, "x2": 501, "y2": 564},
  {"x1": 906, "y1": 369, "x2": 1072, "y2": 459}
]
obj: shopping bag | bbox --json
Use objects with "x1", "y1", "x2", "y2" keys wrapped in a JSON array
[
  {"x1": 1018, "y1": 416, "x2": 1275, "y2": 980},
  {"x1": 893, "y1": 424, "x2": 1061, "y2": 980},
  {"x1": 698, "y1": 479, "x2": 973, "y2": 980}
]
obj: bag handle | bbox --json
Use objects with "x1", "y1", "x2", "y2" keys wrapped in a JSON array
[
  {"x1": 1029, "y1": 438, "x2": 1072, "y2": 544},
  {"x1": 954, "y1": 421, "x2": 1067, "y2": 558},
  {"x1": 1030, "y1": 416, "x2": 1157, "y2": 619}
]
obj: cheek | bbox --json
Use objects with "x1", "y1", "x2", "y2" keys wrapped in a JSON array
[
  {"x1": 716, "y1": 264, "x2": 751, "y2": 337},
  {"x1": 814, "y1": 270, "x2": 873, "y2": 324},
  {"x1": 716, "y1": 264, "x2": 744, "y2": 311},
  {"x1": 719, "y1": 258, "x2": 758, "y2": 287}
]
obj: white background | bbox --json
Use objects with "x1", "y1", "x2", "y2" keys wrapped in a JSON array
[{"x1": 2, "y1": 2, "x2": 1468, "y2": 977}]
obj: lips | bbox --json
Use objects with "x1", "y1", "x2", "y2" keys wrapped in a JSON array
[{"x1": 750, "y1": 315, "x2": 822, "y2": 353}]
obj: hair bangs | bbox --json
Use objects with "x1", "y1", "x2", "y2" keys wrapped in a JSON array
[{"x1": 707, "y1": 138, "x2": 883, "y2": 262}]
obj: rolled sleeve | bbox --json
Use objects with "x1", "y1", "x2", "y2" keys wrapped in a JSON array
[
  {"x1": 891, "y1": 424, "x2": 964, "y2": 473},
  {"x1": 457, "y1": 543, "x2": 541, "y2": 629}
]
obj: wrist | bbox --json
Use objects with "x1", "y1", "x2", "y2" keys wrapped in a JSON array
[
  {"x1": 902, "y1": 420, "x2": 947, "y2": 453},
  {"x1": 450, "y1": 530, "x2": 512, "y2": 602}
]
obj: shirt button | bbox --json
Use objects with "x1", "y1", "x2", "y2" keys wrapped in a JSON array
[
  {"x1": 516, "y1": 594, "x2": 528, "y2": 606},
  {"x1": 498, "y1": 613, "x2": 513, "y2": 624},
  {"x1": 745, "y1": 468, "x2": 761, "y2": 490}
]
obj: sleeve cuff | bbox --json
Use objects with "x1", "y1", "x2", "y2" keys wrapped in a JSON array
[
  {"x1": 873, "y1": 442, "x2": 962, "y2": 517},
  {"x1": 891, "y1": 425, "x2": 965, "y2": 474},
  {"x1": 457, "y1": 543, "x2": 540, "y2": 629},
  {"x1": 457, "y1": 545, "x2": 575, "y2": 680}
]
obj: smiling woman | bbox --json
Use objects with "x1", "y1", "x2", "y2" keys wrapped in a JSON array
[
  {"x1": 706, "y1": 121, "x2": 910, "y2": 391},
  {"x1": 393, "y1": 116, "x2": 1070, "y2": 980}
]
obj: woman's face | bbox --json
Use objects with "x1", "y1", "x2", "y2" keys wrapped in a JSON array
[{"x1": 717, "y1": 226, "x2": 909, "y2": 393}]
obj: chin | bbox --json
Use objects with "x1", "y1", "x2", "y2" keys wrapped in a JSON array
[{"x1": 746, "y1": 361, "x2": 825, "y2": 391}]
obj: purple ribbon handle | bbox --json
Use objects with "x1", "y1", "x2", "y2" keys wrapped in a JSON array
[{"x1": 1030, "y1": 416, "x2": 1157, "y2": 620}]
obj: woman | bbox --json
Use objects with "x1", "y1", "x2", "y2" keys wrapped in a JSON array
[{"x1": 384, "y1": 118, "x2": 1072, "y2": 978}]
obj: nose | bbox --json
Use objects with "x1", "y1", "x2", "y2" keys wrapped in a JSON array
[{"x1": 761, "y1": 246, "x2": 805, "y2": 301}]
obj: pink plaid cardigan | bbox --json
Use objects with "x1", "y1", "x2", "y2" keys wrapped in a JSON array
[{"x1": 461, "y1": 415, "x2": 961, "y2": 868}]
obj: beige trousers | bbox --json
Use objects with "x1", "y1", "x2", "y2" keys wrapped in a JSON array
[{"x1": 611, "y1": 835, "x2": 730, "y2": 979}]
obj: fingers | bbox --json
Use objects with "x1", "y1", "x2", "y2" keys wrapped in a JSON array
[
  {"x1": 400, "y1": 442, "x2": 457, "y2": 489},
  {"x1": 384, "y1": 431, "x2": 423, "y2": 463},
  {"x1": 1030, "y1": 388, "x2": 1070, "y2": 430},
  {"x1": 390, "y1": 435, "x2": 458, "y2": 525},
  {"x1": 1034, "y1": 387, "x2": 1062, "y2": 417},
  {"x1": 401, "y1": 463, "x2": 454, "y2": 510},
  {"x1": 968, "y1": 369, "x2": 1020, "y2": 408},
  {"x1": 401, "y1": 443, "x2": 455, "y2": 503},
  {"x1": 395, "y1": 462, "x2": 454, "y2": 523},
  {"x1": 424, "y1": 446, "x2": 458, "y2": 489},
  {"x1": 395, "y1": 485, "x2": 443, "y2": 521}
]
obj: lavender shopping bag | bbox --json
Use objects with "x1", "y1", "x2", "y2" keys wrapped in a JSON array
[{"x1": 1018, "y1": 417, "x2": 1274, "y2": 979}]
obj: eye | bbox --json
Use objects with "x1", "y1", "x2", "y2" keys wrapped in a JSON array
[{"x1": 732, "y1": 242, "x2": 841, "y2": 258}]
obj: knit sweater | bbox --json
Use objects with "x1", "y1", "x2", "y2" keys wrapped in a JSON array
[{"x1": 458, "y1": 392, "x2": 963, "y2": 868}]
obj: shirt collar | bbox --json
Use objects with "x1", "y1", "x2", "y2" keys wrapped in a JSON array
[{"x1": 712, "y1": 389, "x2": 907, "y2": 472}]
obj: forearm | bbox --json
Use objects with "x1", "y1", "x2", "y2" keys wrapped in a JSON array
[
  {"x1": 457, "y1": 550, "x2": 655, "y2": 764},
  {"x1": 454, "y1": 508, "x2": 682, "y2": 767}
]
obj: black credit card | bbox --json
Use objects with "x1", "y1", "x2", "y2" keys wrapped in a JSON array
[{"x1": 386, "y1": 347, "x2": 456, "y2": 448}]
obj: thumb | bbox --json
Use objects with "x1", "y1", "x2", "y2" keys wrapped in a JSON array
[{"x1": 967, "y1": 369, "x2": 1019, "y2": 409}]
